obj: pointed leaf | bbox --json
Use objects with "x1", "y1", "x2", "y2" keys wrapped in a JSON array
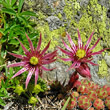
[
  {"x1": 18, "y1": 0, "x2": 24, "y2": 13},
  {"x1": 2, "y1": 8, "x2": 16, "y2": 15},
  {"x1": 17, "y1": 15, "x2": 28, "y2": 25},
  {"x1": 11, "y1": 0, "x2": 16, "y2": 6},
  {"x1": 61, "y1": 97, "x2": 70, "y2": 110},
  {"x1": 20, "y1": 11, "x2": 36, "y2": 16}
]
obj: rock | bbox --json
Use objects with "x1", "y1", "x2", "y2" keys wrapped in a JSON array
[
  {"x1": 89, "y1": 55, "x2": 107, "y2": 86},
  {"x1": 77, "y1": 0, "x2": 90, "y2": 7},
  {"x1": 46, "y1": 16, "x2": 64, "y2": 30},
  {"x1": 43, "y1": 61, "x2": 74, "y2": 85},
  {"x1": 104, "y1": 53, "x2": 110, "y2": 67},
  {"x1": 98, "y1": 0, "x2": 110, "y2": 8},
  {"x1": 44, "y1": 0, "x2": 65, "y2": 8}
]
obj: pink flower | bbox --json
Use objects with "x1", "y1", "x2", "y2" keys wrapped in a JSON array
[
  {"x1": 68, "y1": 72, "x2": 81, "y2": 88},
  {"x1": 76, "y1": 63, "x2": 91, "y2": 78},
  {"x1": 58, "y1": 29, "x2": 107, "y2": 71},
  {"x1": 8, "y1": 33, "x2": 57, "y2": 88}
]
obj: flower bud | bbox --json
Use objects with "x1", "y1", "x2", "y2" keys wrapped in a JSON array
[
  {"x1": 14, "y1": 85, "x2": 25, "y2": 95},
  {"x1": 28, "y1": 96, "x2": 38, "y2": 105}
]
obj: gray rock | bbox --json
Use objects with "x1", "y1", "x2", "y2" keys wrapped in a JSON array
[
  {"x1": 77, "y1": 0, "x2": 90, "y2": 7},
  {"x1": 89, "y1": 55, "x2": 107, "y2": 86},
  {"x1": 104, "y1": 53, "x2": 110, "y2": 67},
  {"x1": 44, "y1": 0, "x2": 65, "y2": 9},
  {"x1": 43, "y1": 61, "x2": 74, "y2": 85},
  {"x1": 98, "y1": 0, "x2": 110, "y2": 8},
  {"x1": 46, "y1": 16, "x2": 64, "y2": 30}
]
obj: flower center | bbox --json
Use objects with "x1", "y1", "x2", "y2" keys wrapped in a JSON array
[
  {"x1": 76, "y1": 49, "x2": 86, "y2": 59},
  {"x1": 30, "y1": 56, "x2": 38, "y2": 65}
]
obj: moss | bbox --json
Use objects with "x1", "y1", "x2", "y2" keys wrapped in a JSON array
[{"x1": 98, "y1": 59, "x2": 108, "y2": 77}]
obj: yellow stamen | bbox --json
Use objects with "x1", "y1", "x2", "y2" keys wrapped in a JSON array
[
  {"x1": 30, "y1": 56, "x2": 38, "y2": 65},
  {"x1": 76, "y1": 49, "x2": 86, "y2": 59}
]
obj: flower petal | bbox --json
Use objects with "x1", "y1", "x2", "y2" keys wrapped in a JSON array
[
  {"x1": 41, "y1": 66, "x2": 55, "y2": 71},
  {"x1": 84, "y1": 31, "x2": 94, "y2": 50},
  {"x1": 43, "y1": 50, "x2": 57, "y2": 59},
  {"x1": 16, "y1": 38, "x2": 30, "y2": 56},
  {"x1": 88, "y1": 61, "x2": 98, "y2": 66},
  {"x1": 41, "y1": 41, "x2": 50, "y2": 55},
  {"x1": 25, "y1": 33, "x2": 34, "y2": 52},
  {"x1": 88, "y1": 48, "x2": 108, "y2": 56},
  {"x1": 77, "y1": 29, "x2": 82, "y2": 49},
  {"x1": 66, "y1": 61, "x2": 77, "y2": 72},
  {"x1": 58, "y1": 57, "x2": 73, "y2": 61},
  {"x1": 42, "y1": 59, "x2": 56, "y2": 65},
  {"x1": 7, "y1": 61, "x2": 27, "y2": 68},
  {"x1": 67, "y1": 33, "x2": 76, "y2": 52},
  {"x1": 81, "y1": 58, "x2": 93, "y2": 62},
  {"x1": 35, "y1": 67, "x2": 39, "y2": 85},
  {"x1": 11, "y1": 66, "x2": 28, "y2": 79},
  {"x1": 25, "y1": 68, "x2": 35, "y2": 89},
  {"x1": 62, "y1": 39, "x2": 74, "y2": 52},
  {"x1": 36, "y1": 33, "x2": 42, "y2": 51},
  {"x1": 58, "y1": 47, "x2": 73, "y2": 56},
  {"x1": 88, "y1": 37, "x2": 101, "y2": 52},
  {"x1": 8, "y1": 52, "x2": 24, "y2": 59}
]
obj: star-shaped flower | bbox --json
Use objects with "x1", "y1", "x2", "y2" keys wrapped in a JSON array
[
  {"x1": 8, "y1": 33, "x2": 57, "y2": 88},
  {"x1": 58, "y1": 29, "x2": 108, "y2": 72}
]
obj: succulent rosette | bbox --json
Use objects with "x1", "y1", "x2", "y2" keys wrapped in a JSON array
[
  {"x1": 8, "y1": 33, "x2": 57, "y2": 88},
  {"x1": 58, "y1": 29, "x2": 107, "y2": 77}
]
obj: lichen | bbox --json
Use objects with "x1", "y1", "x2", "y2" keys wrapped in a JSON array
[
  {"x1": 37, "y1": 22, "x2": 65, "y2": 50},
  {"x1": 98, "y1": 59, "x2": 108, "y2": 77}
]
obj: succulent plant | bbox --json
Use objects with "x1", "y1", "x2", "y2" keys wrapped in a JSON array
[
  {"x1": 88, "y1": 81, "x2": 99, "y2": 90},
  {"x1": 77, "y1": 84, "x2": 88, "y2": 94},
  {"x1": 14, "y1": 85, "x2": 25, "y2": 95},
  {"x1": 71, "y1": 91, "x2": 79, "y2": 98},
  {"x1": 96, "y1": 87, "x2": 108, "y2": 99},
  {"x1": 93, "y1": 98, "x2": 104, "y2": 110},
  {"x1": 88, "y1": 107, "x2": 95, "y2": 110},
  {"x1": 105, "y1": 96, "x2": 110, "y2": 109},
  {"x1": 62, "y1": 97, "x2": 77, "y2": 110},
  {"x1": 28, "y1": 96, "x2": 38, "y2": 105},
  {"x1": 103, "y1": 85, "x2": 110, "y2": 96},
  {"x1": 78, "y1": 95, "x2": 92, "y2": 110},
  {"x1": 67, "y1": 97, "x2": 77, "y2": 110},
  {"x1": 81, "y1": 79, "x2": 90, "y2": 85},
  {"x1": 87, "y1": 90, "x2": 97, "y2": 101}
]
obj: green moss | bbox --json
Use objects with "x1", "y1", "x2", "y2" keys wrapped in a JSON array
[{"x1": 98, "y1": 59, "x2": 108, "y2": 77}]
